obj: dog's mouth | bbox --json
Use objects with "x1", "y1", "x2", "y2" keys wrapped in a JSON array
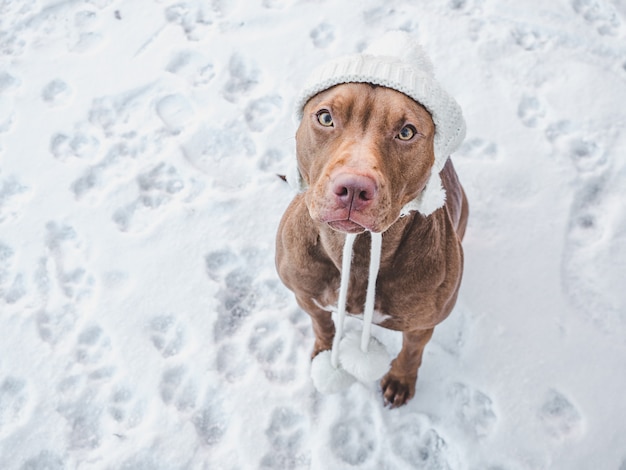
[{"x1": 327, "y1": 219, "x2": 369, "y2": 234}]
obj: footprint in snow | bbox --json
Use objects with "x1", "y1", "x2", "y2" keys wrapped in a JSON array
[
  {"x1": 0, "y1": 95, "x2": 15, "y2": 136},
  {"x1": 36, "y1": 304, "x2": 79, "y2": 346},
  {"x1": 0, "y1": 376, "x2": 32, "y2": 439},
  {"x1": 222, "y1": 53, "x2": 261, "y2": 103},
  {"x1": 50, "y1": 129, "x2": 100, "y2": 161},
  {"x1": 248, "y1": 321, "x2": 298, "y2": 384},
  {"x1": 108, "y1": 385, "x2": 145, "y2": 432},
  {"x1": 562, "y1": 173, "x2": 625, "y2": 327},
  {"x1": 36, "y1": 223, "x2": 96, "y2": 346},
  {"x1": 260, "y1": 407, "x2": 310, "y2": 469},
  {"x1": 113, "y1": 162, "x2": 198, "y2": 234},
  {"x1": 546, "y1": 120, "x2": 609, "y2": 174},
  {"x1": 0, "y1": 71, "x2": 21, "y2": 94},
  {"x1": 74, "y1": 325, "x2": 116, "y2": 382},
  {"x1": 244, "y1": 94, "x2": 283, "y2": 133},
  {"x1": 571, "y1": 0, "x2": 622, "y2": 36},
  {"x1": 19, "y1": 450, "x2": 65, "y2": 470},
  {"x1": 165, "y1": 3, "x2": 214, "y2": 42},
  {"x1": 211, "y1": 265, "x2": 257, "y2": 342},
  {"x1": 388, "y1": 413, "x2": 459, "y2": 468},
  {"x1": 511, "y1": 25, "x2": 549, "y2": 51},
  {"x1": 159, "y1": 365, "x2": 198, "y2": 412},
  {"x1": 0, "y1": 175, "x2": 30, "y2": 224},
  {"x1": 538, "y1": 389, "x2": 583, "y2": 441},
  {"x1": 448, "y1": 382, "x2": 497, "y2": 438},
  {"x1": 45, "y1": 221, "x2": 95, "y2": 303},
  {"x1": 517, "y1": 94, "x2": 546, "y2": 128},
  {"x1": 57, "y1": 388, "x2": 104, "y2": 450},
  {"x1": 329, "y1": 401, "x2": 378, "y2": 465},
  {"x1": 191, "y1": 389, "x2": 228, "y2": 447},
  {"x1": 0, "y1": 242, "x2": 27, "y2": 305},
  {"x1": 149, "y1": 314, "x2": 187, "y2": 359},
  {"x1": 166, "y1": 50, "x2": 215, "y2": 87},
  {"x1": 216, "y1": 341, "x2": 250, "y2": 382},
  {"x1": 42, "y1": 79, "x2": 72, "y2": 106},
  {"x1": 310, "y1": 23, "x2": 335, "y2": 48}
]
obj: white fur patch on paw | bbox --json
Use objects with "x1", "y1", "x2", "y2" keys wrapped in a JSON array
[
  {"x1": 339, "y1": 331, "x2": 391, "y2": 383},
  {"x1": 310, "y1": 350, "x2": 355, "y2": 394}
]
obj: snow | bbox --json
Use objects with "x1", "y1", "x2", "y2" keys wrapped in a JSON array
[{"x1": 1, "y1": 0, "x2": 625, "y2": 468}]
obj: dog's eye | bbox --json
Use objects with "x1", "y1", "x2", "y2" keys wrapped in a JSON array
[
  {"x1": 316, "y1": 111, "x2": 334, "y2": 127},
  {"x1": 397, "y1": 125, "x2": 416, "y2": 141}
]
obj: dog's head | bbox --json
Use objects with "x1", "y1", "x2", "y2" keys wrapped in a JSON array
[
  {"x1": 296, "y1": 83, "x2": 436, "y2": 234},
  {"x1": 289, "y1": 31, "x2": 465, "y2": 233}
]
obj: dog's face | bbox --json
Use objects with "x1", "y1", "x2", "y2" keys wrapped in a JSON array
[{"x1": 296, "y1": 83, "x2": 436, "y2": 234}]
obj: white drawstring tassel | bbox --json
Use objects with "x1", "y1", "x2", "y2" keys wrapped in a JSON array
[
  {"x1": 338, "y1": 232, "x2": 390, "y2": 383},
  {"x1": 310, "y1": 234, "x2": 357, "y2": 393},
  {"x1": 310, "y1": 231, "x2": 391, "y2": 393},
  {"x1": 361, "y1": 232, "x2": 382, "y2": 352},
  {"x1": 331, "y1": 233, "x2": 357, "y2": 368}
]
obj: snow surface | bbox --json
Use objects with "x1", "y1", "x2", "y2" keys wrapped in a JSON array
[{"x1": 1, "y1": 0, "x2": 625, "y2": 468}]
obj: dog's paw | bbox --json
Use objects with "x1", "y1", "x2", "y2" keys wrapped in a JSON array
[{"x1": 380, "y1": 372, "x2": 416, "y2": 408}]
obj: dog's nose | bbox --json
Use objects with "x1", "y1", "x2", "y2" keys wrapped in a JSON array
[{"x1": 331, "y1": 173, "x2": 378, "y2": 210}]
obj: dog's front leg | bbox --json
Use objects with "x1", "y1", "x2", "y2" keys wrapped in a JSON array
[
  {"x1": 381, "y1": 328, "x2": 434, "y2": 408},
  {"x1": 296, "y1": 295, "x2": 336, "y2": 359}
]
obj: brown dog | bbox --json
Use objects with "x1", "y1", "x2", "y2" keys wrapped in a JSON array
[{"x1": 275, "y1": 80, "x2": 468, "y2": 407}]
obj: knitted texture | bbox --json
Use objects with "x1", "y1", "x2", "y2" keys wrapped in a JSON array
[{"x1": 295, "y1": 31, "x2": 466, "y2": 174}]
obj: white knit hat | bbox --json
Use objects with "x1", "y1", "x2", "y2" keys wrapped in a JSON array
[{"x1": 291, "y1": 30, "x2": 466, "y2": 216}]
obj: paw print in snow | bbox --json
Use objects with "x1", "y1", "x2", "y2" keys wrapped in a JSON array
[
  {"x1": 310, "y1": 23, "x2": 335, "y2": 48},
  {"x1": 0, "y1": 242, "x2": 26, "y2": 304},
  {"x1": 50, "y1": 129, "x2": 100, "y2": 161},
  {"x1": 57, "y1": 389, "x2": 104, "y2": 450},
  {"x1": 245, "y1": 95, "x2": 282, "y2": 133},
  {"x1": 166, "y1": 50, "x2": 215, "y2": 87},
  {"x1": 330, "y1": 414, "x2": 376, "y2": 465},
  {"x1": 511, "y1": 26, "x2": 549, "y2": 51},
  {"x1": 20, "y1": 450, "x2": 66, "y2": 470},
  {"x1": 191, "y1": 389, "x2": 227, "y2": 447},
  {"x1": 108, "y1": 385, "x2": 144, "y2": 431},
  {"x1": 113, "y1": 163, "x2": 187, "y2": 233},
  {"x1": 222, "y1": 54, "x2": 261, "y2": 103},
  {"x1": 260, "y1": 407, "x2": 310, "y2": 469},
  {"x1": 212, "y1": 267, "x2": 256, "y2": 341},
  {"x1": 571, "y1": 0, "x2": 621, "y2": 36},
  {"x1": 0, "y1": 376, "x2": 32, "y2": 439},
  {"x1": 448, "y1": 382, "x2": 497, "y2": 438},
  {"x1": 517, "y1": 94, "x2": 545, "y2": 128},
  {"x1": 248, "y1": 321, "x2": 298, "y2": 383},
  {"x1": 538, "y1": 389, "x2": 583, "y2": 441},
  {"x1": 159, "y1": 365, "x2": 198, "y2": 412},
  {"x1": 42, "y1": 79, "x2": 72, "y2": 106},
  {"x1": 19, "y1": 450, "x2": 65, "y2": 470},
  {"x1": 0, "y1": 175, "x2": 30, "y2": 224},
  {"x1": 165, "y1": 3, "x2": 214, "y2": 41},
  {"x1": 36, "y1": 304, "x2": 78, "y2": 346},
  {"x1": 149, "y1": 315, "x2": 186, "y2": 358},
  {"x1": 389, "y1": 413, "x2": 459, "y2": 469},
  {"x1": 74, "y1": 325, "x2": 116, "y2": 381},
  {"x1": 45, "y1": 221, "x2": 95, "y2": 303},
  {"x1": 216, "y1": 341, "x2": 250, "y2": 382}
]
